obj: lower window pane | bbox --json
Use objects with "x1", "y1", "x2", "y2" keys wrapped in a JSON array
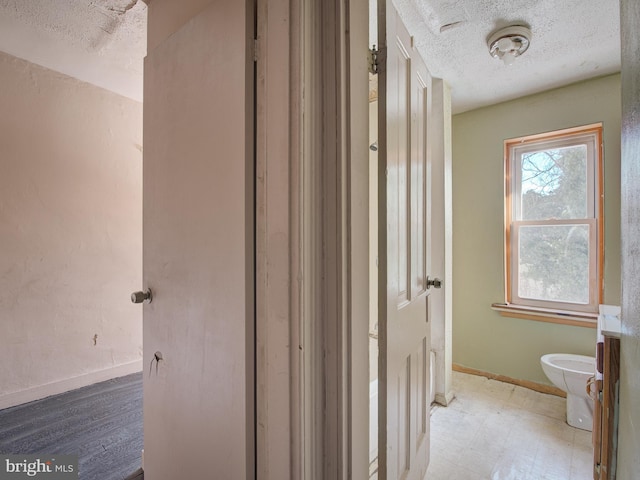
[{"x1": 518, "y1": 224, "x2": 590, "y2": 304}]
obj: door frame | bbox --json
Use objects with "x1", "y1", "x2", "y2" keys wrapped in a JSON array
[
  {"x1": 255, "y1": 0, "x2": 369, "y2": 478},
  {"x1": 254, "y1": 0, "x2": 295, "y2": 478}
]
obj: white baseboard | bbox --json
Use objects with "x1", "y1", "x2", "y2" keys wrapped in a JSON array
[{"x1": 0, "y1": 360, "x2": 143, "y2": 410}]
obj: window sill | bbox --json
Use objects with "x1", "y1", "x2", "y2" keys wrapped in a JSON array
[{"x1": 491, "y1": 303, "x2": 597, "y2": 328}]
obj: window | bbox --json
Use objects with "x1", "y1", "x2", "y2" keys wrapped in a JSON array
[{"x1": 504, "y1": 124, "x2": 603, "y2": 316}]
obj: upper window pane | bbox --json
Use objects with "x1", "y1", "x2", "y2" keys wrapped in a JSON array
[{"x1": 520, "y1": 145, "x2": 588, "y2": 221}]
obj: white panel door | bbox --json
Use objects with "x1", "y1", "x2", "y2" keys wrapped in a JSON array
[
  {"x1": 378, "y1": 2, "x2": 433, "y2": 479},
  {"x1": 142, "y1": 3, "x2": 254, "y2": 479}
]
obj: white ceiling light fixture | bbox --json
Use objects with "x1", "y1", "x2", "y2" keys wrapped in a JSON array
[{"x1": 488, "y1": 25, "x2": 532, "y2": 66}]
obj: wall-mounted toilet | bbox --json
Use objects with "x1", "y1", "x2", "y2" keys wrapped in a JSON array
[{"x1": 540, "y1": 353, "x2": 596, "y2": 431}]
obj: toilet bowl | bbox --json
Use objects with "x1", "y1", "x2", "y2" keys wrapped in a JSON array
[{"x1": 540, "y1": 353, "x2": 596, "y2": 431}]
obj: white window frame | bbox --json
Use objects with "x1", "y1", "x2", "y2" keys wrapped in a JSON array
[{"x1": 504, "y1": 124, "x2": 604, "y2": 315}]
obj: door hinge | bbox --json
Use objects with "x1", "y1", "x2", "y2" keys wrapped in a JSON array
[
  {"x1": 368, "y1": 46, "x2": 383, "y2": 75},
  {"x1": 253, "y1": 38, "x2": 259, "y2": 62}
]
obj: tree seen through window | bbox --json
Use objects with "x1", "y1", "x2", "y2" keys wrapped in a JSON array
[{"x1": 518, "y1": 146, "x2": 590, "y2": 304}]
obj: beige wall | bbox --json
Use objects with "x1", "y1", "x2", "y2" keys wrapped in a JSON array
[
  {"x1": 0, "y1": 51, "x2": 143, "y2": 407},
  {"x1": 146, "y1": 0, "x2": 215, "y2": 51},
  {"x1": 452, "y1": 74, "x2": 621, "y2": 385}
]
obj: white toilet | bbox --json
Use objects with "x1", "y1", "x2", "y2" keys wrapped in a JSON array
[{"x1": 540, "y1": 353, "x2": 596, "y2": 431}]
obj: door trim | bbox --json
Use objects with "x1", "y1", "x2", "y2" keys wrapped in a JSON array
[
  {"x1": 311, "y1": 0, "x2": 370, "y2": 477},
  {"x1": 255, "y1": 0, "x2": 369, "y2": 478},
  {"x1": 255, "y1": 0, "x2": 293, "y2": 478},
  {"x1": 317, "y1": 0, "x2": 370, "y2": 477}
]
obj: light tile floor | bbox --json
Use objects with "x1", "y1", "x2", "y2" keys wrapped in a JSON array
[{"x1": 426, "y1": 372, "x2": 593, "y2": 480}]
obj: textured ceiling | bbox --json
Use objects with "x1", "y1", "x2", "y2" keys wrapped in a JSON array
[
  {"x1": 387, "y1": 0, "x2": 621, "y2": 113},
  {"x1": 0, "y1": 1, "x2": 621, "y2": 111},
  {"x1": 0, "y1": 0, "x2": 146, "y2": 101}
]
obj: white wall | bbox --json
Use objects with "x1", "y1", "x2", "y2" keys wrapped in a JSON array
[
  {"x1": 430, "y1": 79, "x2": 454, "y2": 406},
  {"x1": 0, "y1": 51, "x2": 143, "y2": 408}
]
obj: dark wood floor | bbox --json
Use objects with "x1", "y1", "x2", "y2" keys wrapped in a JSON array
[{"x1": 0, "y1": 372, "x2": 143, "y2": 480}]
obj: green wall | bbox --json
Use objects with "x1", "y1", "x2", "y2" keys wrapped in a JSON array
[{"x1": 452, "y1": 74, "x2": 621, "y2": 385}]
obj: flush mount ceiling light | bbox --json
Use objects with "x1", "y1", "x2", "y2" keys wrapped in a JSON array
[{"x1": 488, "y1": 25, "x2": 531, "y2": 66}]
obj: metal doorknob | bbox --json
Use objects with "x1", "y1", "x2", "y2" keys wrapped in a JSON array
[
  {"x1": 131, "y1": 288, "x2": 152, "y2": 304},
  {"x1": 426, "y1": 277, "x2": 442, "y2": 289}
]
